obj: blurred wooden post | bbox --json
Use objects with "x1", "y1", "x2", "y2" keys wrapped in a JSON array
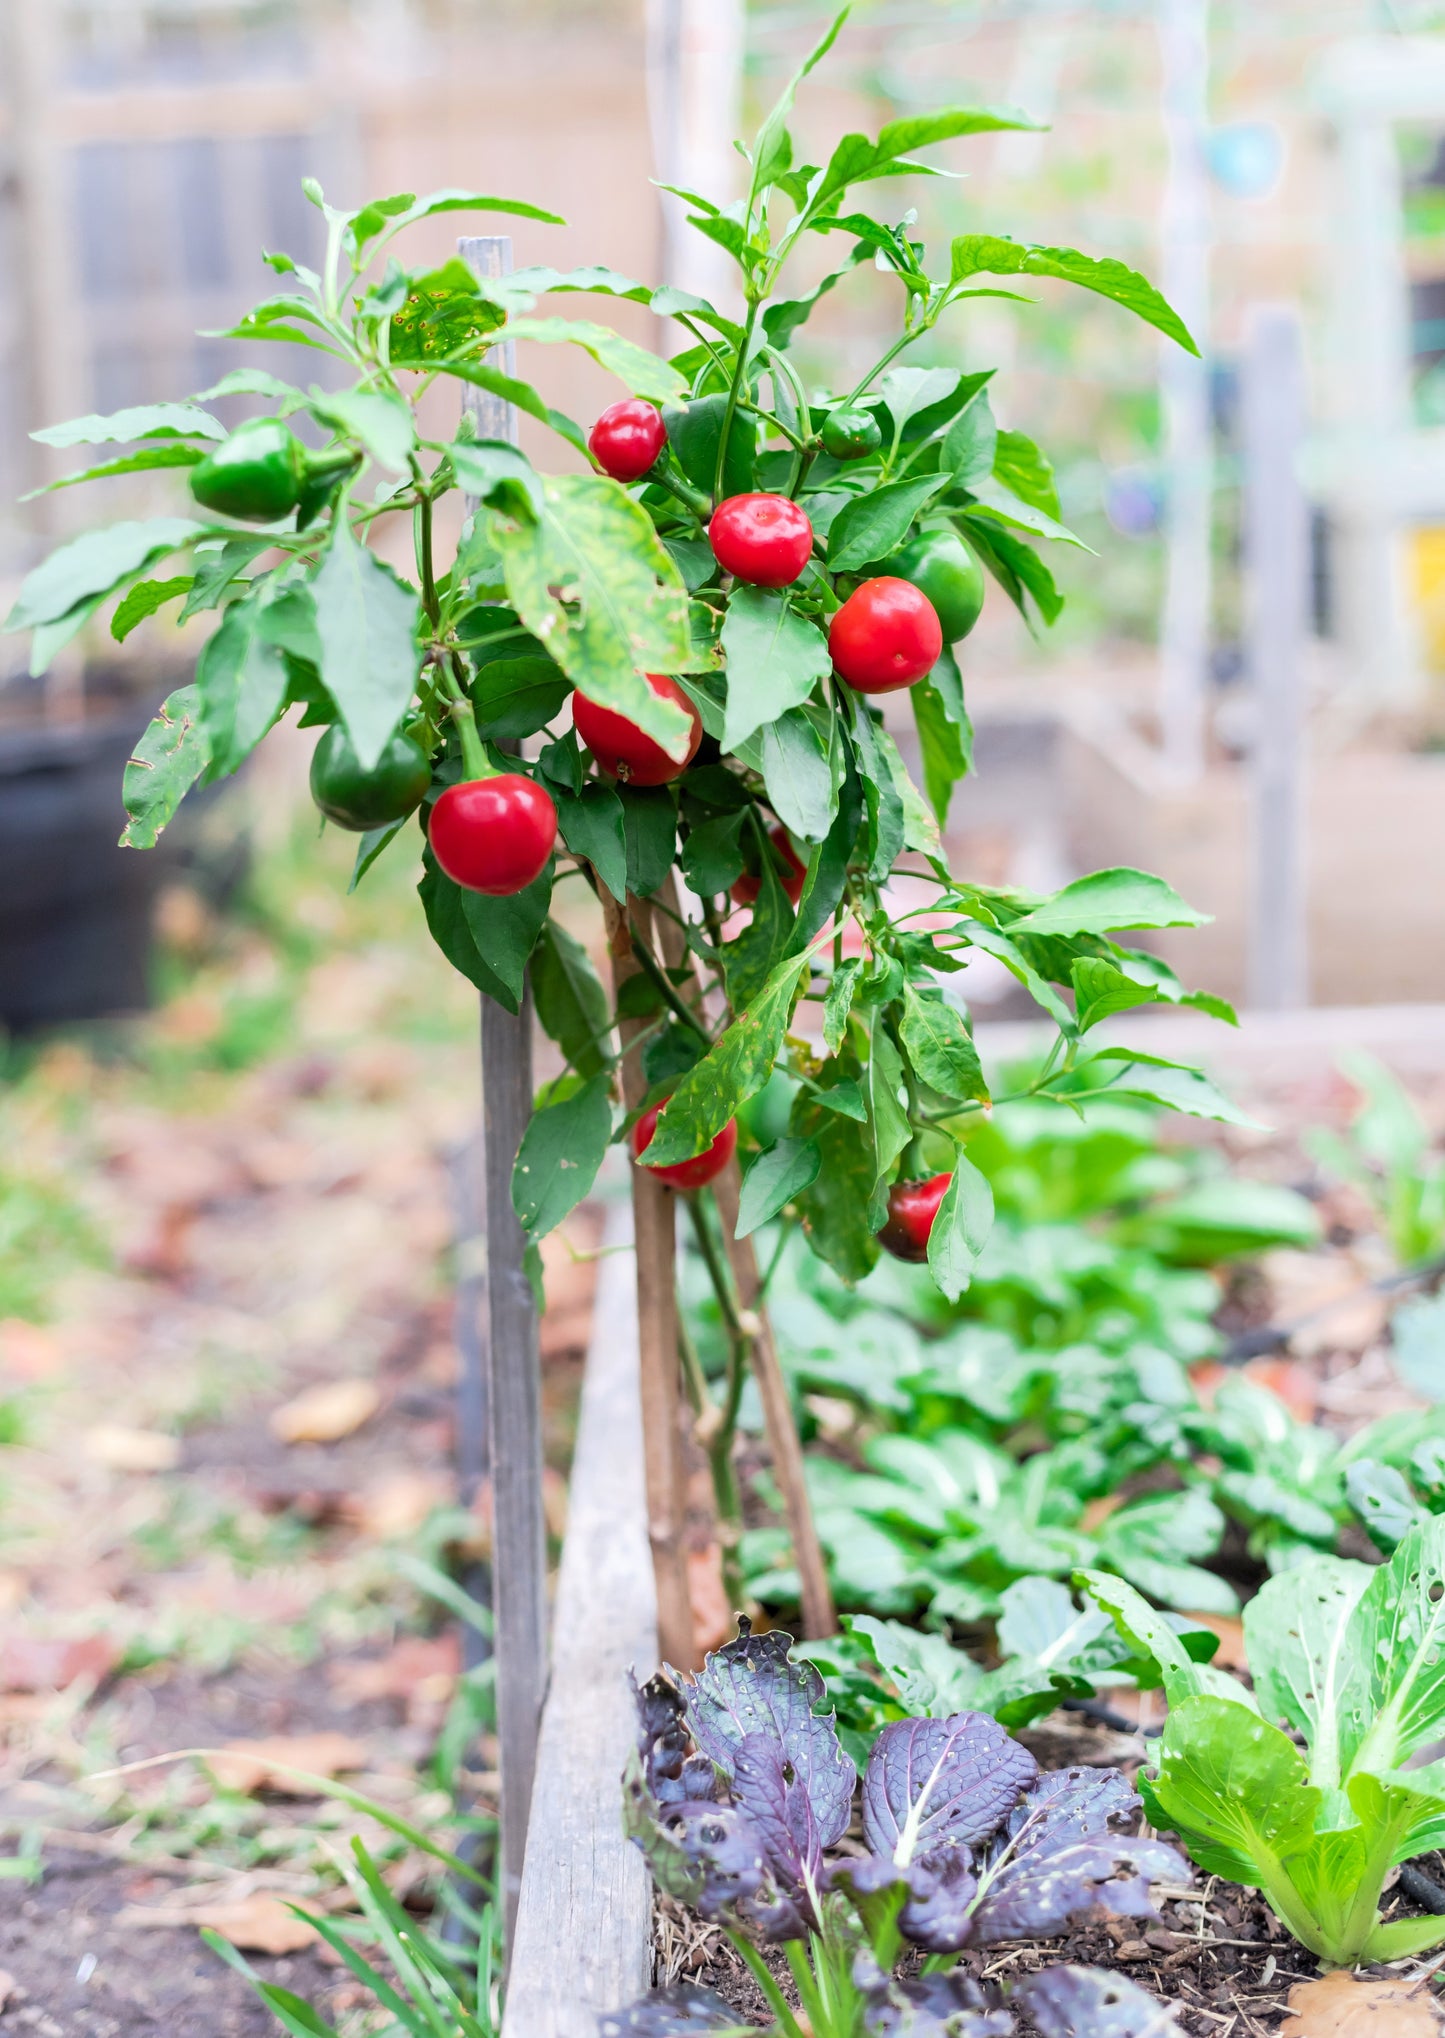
[
  {"x1": 1243, "y1": 305, "x2": 1310, "y2": 1011},
  {"x1": 602, "y1": 890, "x2": 696, "y2": 1669},
  {"x1": 458, "y1": 234, "x2": 547, "y2": 1966}
]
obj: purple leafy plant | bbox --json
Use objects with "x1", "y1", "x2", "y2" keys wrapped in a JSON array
[{"x1": 612, "y1": 1618, "x2": 1187, "y2": 2037}]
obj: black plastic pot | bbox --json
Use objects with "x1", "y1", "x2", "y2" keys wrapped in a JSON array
[{"x1": 0, "y1": 711, "x2": 241, "y2": 1034}]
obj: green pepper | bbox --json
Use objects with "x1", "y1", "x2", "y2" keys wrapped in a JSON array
[
  {"x1": 884, "y1": 528, "x2": 986, "y2": 643},
  {"x1": 309, "y1": 723, "x2": 432, "y2": 832},
  {"x1": 190, "y1": 419, "x2": 356, "y2": 524},
  {"x1": 820, "y1": 407, "x2": 883, "y2": 460}
]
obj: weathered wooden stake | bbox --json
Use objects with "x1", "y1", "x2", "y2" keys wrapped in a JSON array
[
  {"x1": 602, "y1": 888, "x2": 696, "y2": 1668},
  {"x1": 458, "y1": 235, "x2": 547, "y2": 1963},
  {"x1": 1243, "y1": 303, "x2": 1310, "y2": 1011}
]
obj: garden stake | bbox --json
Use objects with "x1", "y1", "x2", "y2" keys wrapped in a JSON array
[
  {"x1": 458, "y1": 233, "x2": 548, "y2": 1964},
  {"x1": 601, "y1": 884, "x2": 697, "y2": 1667},
  {"x1": 650, "y1": 872, "x2": 834, "y2": 1639}
]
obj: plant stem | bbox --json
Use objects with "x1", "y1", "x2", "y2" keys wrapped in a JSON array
[
  {"x1": 629, "y1": 930, "x2": 712, "y2": 1044},
  {"x1": 415, "y1": 479, "x2": 439, "y2": 626},
  {"x1": 729, "y1": 1936, "x2": 807, "y2": 2038},
  {"x1": 714, "y1": 299, "x2": 761, "y2": 506},
  {"x1": 842, "y1": 325, "x2": 921, "y2": 410}
]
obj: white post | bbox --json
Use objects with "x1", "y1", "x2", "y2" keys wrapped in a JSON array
[
  {"x1": 1243, "y1": 306, "x2": 1310, "y2": 1011},
  {"x1": 644, "y1": 0, "x2": 745, "y2": 304},
  {"x1": 1156, "y1": 0, "x2": 1213, "y2": 782}
]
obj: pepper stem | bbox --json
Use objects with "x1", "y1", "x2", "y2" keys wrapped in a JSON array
[{"x1": 450, "y1": 696, "x2": 492, "y2": 783}]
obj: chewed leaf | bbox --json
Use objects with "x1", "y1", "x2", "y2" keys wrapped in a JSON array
[
  {"x1": 1242, "y1": 1557, "x2": 1372, "y2": 1792},
  {"x1": 598, "y1": 1986, "x2": 748, "y2": 2035},
  {"x1": 730, "y1": 1733, "x2": 826, "y2": 1918},
  {"x1": 1021, "y1": 1965, "x2": 1184, "y2": 2036},
  {"x1": 1345, "y1": 1516, "x2": 1445, "y2": 1777},
  {"x1": 971, "y1": 1767, "x2": 1187, "y2": 1943},
  {"x1": 120, "y1": 683, "x2": 211, "y2": 849},
  {"x1": 860, "y1": 1711, "x2": 1037, "y2": 1865},
  {"x1": 674, "y1": 1621, "x2": 854, "y2": 1853},
  {"x1": 854, "y1": 1952, "x2": 1013, "y2": 2036}
]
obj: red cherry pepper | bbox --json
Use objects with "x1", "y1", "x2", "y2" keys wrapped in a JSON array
[
  {"x1": 829, "y1": 576, "x2": 942, "y2": 693},
  {"x1": 731, "y1": 824, "x2": 807, "y2": 907},
  {"x1": 573, "y1": 673, "x2": 702, "y2": 787},
  {"x1": 877, "y1": 1172, "x2": 953, "y2": 1262},
  {"x1": 588, "y1": 399, "x2": 668, "y2": 483},
  {"x1": 631, "y1": 1103, "x2": 738, "y2": 1191},
  {"x1": 709, "y1": 494, "x2": 813, "y2": 587},
  {"x1": 429, "y1": 774, "x2": 557, "y2": 896}
]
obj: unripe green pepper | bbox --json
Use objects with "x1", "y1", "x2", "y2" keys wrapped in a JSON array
[
  {"x1": 189, "y1": 418, "x2": 312, "y2": 522},
  {"x1": 821, "y1": 407, "x2": 883, "y2": 460},
  {"x1": 884, "y1": 528, "x2": 986, "y2": 644},
  {"x1": 309, "y1": 723, "x2": 432, "y2": 832}
]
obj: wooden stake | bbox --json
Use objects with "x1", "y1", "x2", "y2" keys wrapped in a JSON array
[
  {"x1": 710, "y1": 1161, "x2": 835, "y2": 1640},
  {"x1": 457, "y1": 235, "x2": 547, "y2": 1963},
  {"x1": 601, "y1": 888, "x2": 696, "y2": 1668}
]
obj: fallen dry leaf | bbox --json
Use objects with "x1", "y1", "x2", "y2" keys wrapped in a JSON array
[
  {"x1": 329, "y1": 1633, "x2": 460, "y2": 1704},
  {"x1": 193, "y1": 1893, "x2": 319, "y2": 1955},
  {"x1": 346, "y1": 1470, "x2": 451, "y2": 1540},
  {"x1": 82, "y1": 1425, "x2": 180, "y2": 1473},
  {"x1": 687, "y1": 1545, "x2": 736, "y2": 1655},
  {"x1": 1282, "y1": 1972, "x2": 1442, "y2": 2036},
  {"x1": 0, "y1": 1968, "x2": 16, "y2": 2011},
  {"x1": 0, "y1": 1632, "x2": 121, "y2": 1693},
  {"x1": 270, "y1": 1379, "x2": 380, "y2": 1444},
  {"x1": 1244, "y1": 1356, "x2": 1320, "y2": 1423},
  {"x1": 206, "y1": 1731, "x2": 369, "y2": 1795}
]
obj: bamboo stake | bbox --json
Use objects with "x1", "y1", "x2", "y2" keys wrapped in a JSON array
[
  {"x1": 710, "y1": 1161, "x2": 835, "y2": 1640},
  {"x1": 601, "y1": 888, "x2": 696, "y2": 1668}
]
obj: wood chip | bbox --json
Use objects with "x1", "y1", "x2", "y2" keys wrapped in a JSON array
[
  {"x1": 1281, "y1": 1973, "x2": 1443, "y2": 2036},
  {"x1": 81, "y1": 1425, "x2": 180, "y2": 1473},
  {"x1": 205, "y1": 1731, "x2": 369, "y2": 1795},
  {"x1": 269, "y1": 1380, "x2": 380, "y2": 1444},
  {"x1": 192, "y1": 1893, "x2": 319, "y2": 1955}
]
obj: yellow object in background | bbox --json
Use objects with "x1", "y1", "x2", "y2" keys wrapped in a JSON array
[{"x1": 1411, "y1": 526, "x2": 1445, "y2": 670}]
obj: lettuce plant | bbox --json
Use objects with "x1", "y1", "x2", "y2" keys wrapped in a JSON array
[
  {"x1": 1082, "y1": 1518, "x2": 1445, "y2": 1967},
  {"x1": 609, "y1": 1619, "x2": 1186, "y2": 2036}
]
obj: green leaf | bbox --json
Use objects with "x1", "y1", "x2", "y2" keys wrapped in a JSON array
[
  {"x1": 311, "y1": 518, "x2": 421, "y2": 771},
  {"x1": 418, "y1": 855, "x2": 543, "y2": 1013},
  {"x1": 942, "y1": 392, "x2": 998, "y2": 488},
  {"x1": 532, "y1": 920, "x2": 612, "y2": 1079},
  {"x1": 790, "y1": 1063, "x2": 882, "y2": 1283},
  {"x1": 1009, "y1": 867, "x2": 1207, "y2": 938},
  {"x1": 911, "y1": 670, "x2": 971, "y2": 826},
  {"x1": 1077, "y1": 1568, "x2": 1251, "y2": 1708},
  {"x1": 900, "y1": 986, "x2": 989, "y2": 1104},
  {"x1": 752, "y1": 5, "x2": 849, "y2": 199},
  {"x1": 193, "y1": 368, "x2": 304, "y2": 405},
  {"x1": 308, "y1": 388, "x2": 416, "y2": 471},
  {"x1": 741, "y1": 704, "x2": 838, "y2": 844},
  {"x1": 1071, "y1": 957, "x2": 1160, "y2": 1031},
  {"x1": 1243, "y1": 1558, "x2": 1373, "y2": 1792},
  {"x1": 619, "y1": 786, "x2": 677, "y2": 898},
  {"x1": 555, "y1": 782, "x2": 628, "y2": 901},
  {"x1": 719, "y1": 589, "x2": 831, "y2": 751},
  {"x1": 449, "y1": 439, "x2": 543, "y2": 520},
  {"x1": 32, "y1": 403, "x2": 225, "y2": 448},
  {"x1": 849, "y1": 698, "x2": 905, "y2": 883},
  {"x1": 813, "y1": 107, "x2": 1040, "y2": 213},
  {"x1": 880, "y1": 727, "x2": 939, "y2": 856},
  {"x1": 826, "y1": 474, "x2": 950, "y2": 574},
  {"x1": 195, "y1": 592, "x2": 290, "y2": 778},
  {"x1": 110, "y1": 575, "x2": 193, "y2": 643},
  {"x1": 1145, "y1": 1695, "x2": 1322, "y2": 1886},
  {"x1": 504, "y1": 316, "x2": 685, "y2": 404},
  {"x1": 512, "y1": 1073, "x2": 612, "y2": 1238},
  {"x1": 994, "y1": 428, "x2": 1060, "y2": 518},
  {"x1": 737, "y1": 1138, "x2": 823, "y2": 1238},
  {"x1": 663, "y1": 392, "x2": 757, "y2": 499},
  {"x1": 181, "y1": 536, "x2": 271, "y2": 620},
  {"x1": 347, "y1": 186, "x2": 562, "y2": 257},
  {"x1": 927, "y1": 1149, "x2": 994, "y2": 1302},
  {"x1": 1348, "y1": 1517, "x2": 1445, "y2": 1776},
  {"x1": 680, "y1": 811, "x2": 748, "y2": 898},
  {"x1": 443, "y1": 358, "x2": 587, "y2": 455},
  {"x1": 866, "y1": 1011, "x2": 911, "y2": 1222},
  {"x1": 1080, "y1": 1049, "x2": 1258, "y2": 1129},
  {"x1": 349, "y1": 820, "x2": 407, "y2": 892},
  {"x1": 489, "y1": 473, "x2": 693, "y2": 753},
  {"x1": 22, "y1": 443, "x2": 206, "y2": 498},
  {"x1": 959, "y1": 515, "x2": 1063, "y2": 629},
  {"x1": 823, "y1": 961, "x2": 861, "y2": 1054},
  {"x1": 4, "y1": 517, "x2": 206, "y2": 634},
  {"x1": 119, "y1": 684, "x2": 211, "y2": 849},
  {"x1": 793, "y1": 759, "x2": 863, "y2": 950},
  {"x1": 642, "y1": 950, "x2": 813, "y2": 1167},
  {"x1": 964, "y1": 476, "x2": 1090, "y2": 549},
  {"x1": 948, "y1": 235, "x2": 1199, "y2": 354},
  {"x1": 460, "y1": 872, "x2": 552, "y2": 1005},
  {"x1": 471, "y1": 658, "x2": 570, "y2": 739}
]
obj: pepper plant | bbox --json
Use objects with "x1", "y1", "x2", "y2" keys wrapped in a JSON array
[{"x1": 4, "y1": 8, "x2": 1230, "y2": 1587}]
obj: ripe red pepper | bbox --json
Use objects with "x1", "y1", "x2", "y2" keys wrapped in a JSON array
[
  {"x1": 829, "y1": 576, "x2": 942, "y2": 693},
  {"x1": 709, "y1": 494, "x2": 813, "y2": 587},
  {"x1": 630, "y1": 1103, "x2": 737, "y2": 1190},
  {"x1": 588, "y1": 399, "x2": 667, "y2": 483},
  {"x1": 877, "y1": 1173, "x2": 953, "y2": 1262},
  {"x1": 429, "y1": 774, "x2": 557, "y2": 895},
  {"x1": 731, "y1": 824, "x2": 807, "y2": 907},
  {"x1": 573, "y1": 673, "x2": 702, "y2": 786}
]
